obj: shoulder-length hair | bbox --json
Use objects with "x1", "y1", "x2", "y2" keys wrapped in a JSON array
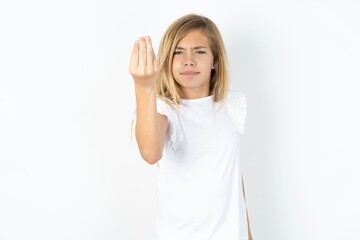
[{"x1": 156, "y1": 13, "x2": 229, "y2": 106}]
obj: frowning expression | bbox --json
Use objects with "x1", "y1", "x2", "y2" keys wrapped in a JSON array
[{"x1": 172, "y1": 29, "x2": 215, "y2": 99}]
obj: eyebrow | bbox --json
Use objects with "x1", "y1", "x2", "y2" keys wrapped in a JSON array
[{"x1": 175, "y1": 46, "x2": 208, "y2": 50}]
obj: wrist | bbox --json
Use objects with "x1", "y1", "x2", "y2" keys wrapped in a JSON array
[
  {"x1": 134, "y1": 85, "x2": 157, "y2": 105},
  {"x1": 134, "y1": 84, "x2": 156, "y2": 95}
]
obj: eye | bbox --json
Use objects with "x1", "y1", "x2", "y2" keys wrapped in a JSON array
[
  {"x1": 195, "y1": 50, "x2": 206, "y2": 54},
  {"x1": 174, "y1": 50, "x2": 183, "y2": 55}
]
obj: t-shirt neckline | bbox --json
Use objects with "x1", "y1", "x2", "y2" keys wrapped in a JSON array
[{"x1": 181, "y1": 95, "x2": 213, "y2": 103}]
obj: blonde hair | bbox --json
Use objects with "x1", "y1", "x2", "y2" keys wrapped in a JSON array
[{"x1": 156, "y1": 13, "x2": 230, "y2": 106}]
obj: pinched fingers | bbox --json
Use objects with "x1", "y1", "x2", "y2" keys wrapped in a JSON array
[{"x1": 129, "y1": 36, "x2": 158, "y2": 82}]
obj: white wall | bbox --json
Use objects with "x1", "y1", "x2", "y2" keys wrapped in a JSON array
[{"x1": 1, "y1": 0, "x2": 359, "y2": 239}]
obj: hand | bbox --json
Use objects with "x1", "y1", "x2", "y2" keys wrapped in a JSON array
[{"x1": 129, "y1": 36, "x2": 159, "y2": 89}]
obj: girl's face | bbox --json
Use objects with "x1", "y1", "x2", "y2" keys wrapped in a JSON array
[{"x1": 172, "y1": 29, "x2": 215, "y2": 99}]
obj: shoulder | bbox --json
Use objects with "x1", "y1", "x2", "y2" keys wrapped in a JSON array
[
  {"x1": 156, "y1": 97, "x2": 177, "y2": 117},
  {"x1": 156, "y1": 97, "x2": 183, "y2": 150},
  {"x1": 225, "y1": 89, "x2": 247, "y2": 134},
  {"x1": 226, "y1": 89, "x2": 246, "y2": 107}
]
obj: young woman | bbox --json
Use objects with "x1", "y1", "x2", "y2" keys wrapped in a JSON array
[{"x1": 130, "y1": 13, "x2": 253, "y2": 240}]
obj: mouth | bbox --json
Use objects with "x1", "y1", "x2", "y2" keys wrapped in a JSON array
[{"x1": 180, "y1": 71, "x2": 199, "y2": 77}]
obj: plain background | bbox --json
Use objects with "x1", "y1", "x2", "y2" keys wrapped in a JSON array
[{"x1": 1, "y1": 0, "x2": 360, "y2": 239}]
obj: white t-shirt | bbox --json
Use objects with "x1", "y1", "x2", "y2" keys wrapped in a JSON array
[{"x1": 153, "y1": 89, "x2": 248, "y2": 240}]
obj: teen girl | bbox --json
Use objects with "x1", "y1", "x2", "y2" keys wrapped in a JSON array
[{"x1": 130, "y1": 13, "x2": 253, "y2": 240}]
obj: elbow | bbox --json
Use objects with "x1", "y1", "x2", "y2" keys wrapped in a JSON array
[
  {"x1": 135, "y1": 137, "x2": 164, "y2": 164},
  {"x1": 140, "y1": 150, "x2": 162, "y2": 165}
]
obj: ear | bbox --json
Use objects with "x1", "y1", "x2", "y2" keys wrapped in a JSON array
[{"x1": 212, "y1": 60, "x2": 217, "y2": 69}]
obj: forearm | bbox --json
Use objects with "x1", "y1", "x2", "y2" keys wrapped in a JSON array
[
  {"x1": 242, "y1": 175, "x2": 253, "y2": 239},
  {"x1": 129, "y1": 36, "x2": 164, "y2": 164},
  {"x1": 247, "y1": 209, "x2": 253, "y2": 240},
  {"x1": 135, "y1": 86, "x2": 164, "y2": 164}
]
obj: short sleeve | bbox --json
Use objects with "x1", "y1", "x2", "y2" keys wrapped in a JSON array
[
  {"x1": 156, "y1": 98, "x2": 184, "y2": 151},
  {"x1": 226, "y1": 90, "x2": 247, "y2": 134},
  {"x1": 132, "y1": 98, "x2": 183, "y2": 151}
]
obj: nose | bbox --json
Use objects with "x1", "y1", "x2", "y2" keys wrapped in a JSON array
[{"x1": 183, "y1": 52, "x2": 195, "y2": 66}]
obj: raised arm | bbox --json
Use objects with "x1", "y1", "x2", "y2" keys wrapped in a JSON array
[{"x1": 129, "y1": 36, "x2": 168, "y2": 165}]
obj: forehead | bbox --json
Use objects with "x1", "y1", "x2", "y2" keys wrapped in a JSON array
[{"x1": 176, "y1": 29, "x2": 210, "y2": 47}]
